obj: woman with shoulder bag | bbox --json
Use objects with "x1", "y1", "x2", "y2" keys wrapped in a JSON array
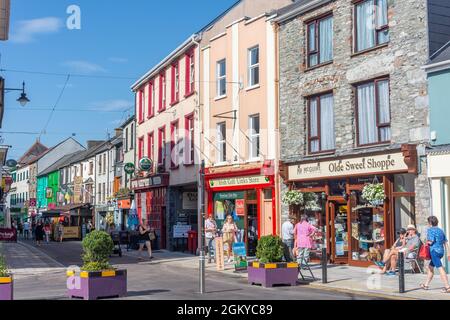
[
  {"x1": 138, "y1": 219, "x2": 154, "y2": 261},
  {"x1": 420, "y1": 216, "x2": 450, "y2": 292}
]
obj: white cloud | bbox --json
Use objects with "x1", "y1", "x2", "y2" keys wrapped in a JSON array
[
  {"x1": 89, "y1": 99, "x2": 134, "y2": 112},
  {"x1": 10, "y1": 17, "x2": 62, "y2": 43},
  {"x1": 62, "y1": 60, "x2": 107, "y2": 74},
  {"x1": 108, "y1": 57, "x2": 128, "y2": 63}
]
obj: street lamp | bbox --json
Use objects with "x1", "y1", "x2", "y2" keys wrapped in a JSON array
[{"x1": 5, "y1": 81, "x2": 30, "y2": 107}]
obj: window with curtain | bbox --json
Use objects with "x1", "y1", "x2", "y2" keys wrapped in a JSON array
[
  {"x1": 217, "y1": 122, "x2": 226, "y2": 163},
  {"x1": 217, "y1": 59, "x2": 226, "y2": 97},
  {"x1": 356, "y1": 78, "x2": 391, "y2": 146},
  {"x1": 248, "y1": 114, "x2": 260, "y2": 159},
  {"x1": 355, "y1": 0, "x2": 389, "y2": 53},
  {"x1": 308, "y1": 93, "x2": 335, "y2": 153},
  {"x1": 307, "y1": 15, "x2": 333, "y2": 68},
  {"x1": 248, "y1": 46, "x2": 259, "y2": 87}
]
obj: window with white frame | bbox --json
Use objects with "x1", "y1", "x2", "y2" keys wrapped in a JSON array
[
  {"x1": 189, "y1": 52, "x2": 195, "y2": 93},
  {"x1": 248, "y1": 114, "x2": 260, "y2": 159},
  {"x1": 217, "y1": 59, "x2": 226, "y2": 97},
  {"x1": 248, "y1": 46, "x2": 260, "y2": 87},
  {"x1": 217, "y1": 122, "x2": 226, "y2": 163}
]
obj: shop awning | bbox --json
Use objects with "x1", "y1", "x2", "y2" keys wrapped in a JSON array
[{"x1": 41, "y1": 211, "x2": 62, "y2": 218}]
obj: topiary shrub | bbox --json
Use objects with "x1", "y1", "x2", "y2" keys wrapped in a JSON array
[
  {"x1": 0, "y1": 255, "x2": 9, "y2": 277},
  {"x1": 81, "y1": 230, "x2": 114, "y2": 272},
  {"x1": 256, "y1": 235, "x2": 284, "y2": 264}
]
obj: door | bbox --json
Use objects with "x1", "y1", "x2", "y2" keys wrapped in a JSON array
[
  {"x1": 330, "y1": 202, "x2": 349, "y2": 263},
  {"x1": 246, "y1": 203, "x2": 258, "y2": 257}
]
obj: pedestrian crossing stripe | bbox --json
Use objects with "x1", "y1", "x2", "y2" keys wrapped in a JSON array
[{"x1": 0, "y1": 277, "x2": 12, "y2": 284}]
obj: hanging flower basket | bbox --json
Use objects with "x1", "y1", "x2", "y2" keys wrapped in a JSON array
[
  {"x1": 362, "y1": 183, "x2": 385, "y2": 206},
  {"x1": 282, "y1": 190, "x2": 321, "y2": 210}
]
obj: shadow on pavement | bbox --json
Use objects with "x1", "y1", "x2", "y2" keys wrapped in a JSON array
[{"x1": 126, "y1": 289, "x2": 171, "y2": 297}]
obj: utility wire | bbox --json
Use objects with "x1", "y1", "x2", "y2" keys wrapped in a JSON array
[
  {"x1": 5, "y1": 107, "x2": 133, "y2": 113},
  {"x1": 39, "y1": 75, "x2": 71, "y2": 139}
]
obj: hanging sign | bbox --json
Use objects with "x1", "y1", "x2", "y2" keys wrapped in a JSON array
[
  {"x1": 124, "y1": 163, "x2": 135, "y2": 175},
  {"x1": 139, "y1": 157, "x2": 153, "y2": 172},
  {"x1": 74, "y1": 176, "x2": 83, "y2": 204},
  {"x1": 46, "y1": 188, "x2": 53, "y2": 199}
]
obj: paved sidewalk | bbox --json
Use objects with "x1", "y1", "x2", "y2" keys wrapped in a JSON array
[{"x1": 122, "y1": 250, "x2": 450, "y2": 300}]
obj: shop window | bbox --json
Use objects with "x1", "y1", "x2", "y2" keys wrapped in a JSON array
[
  {"x1": 394, "y1": 197, "x2": 415, "y2": 232},
  {"x1": 263, "y1": 189, "x2": 272, "y2": 200},
  {"x1": 304, "y1": 193, "x2": 326, "y2": 256},
  {"x1": 246, "y1": 190, "x2": 257, "y2": 201},
  {"x1": 394, "y1": 174, "x2": 415, "y2": 193},
  {"x1": 329, "y1": 180, "x2": 347, "y2": 197},
  {"x1": 350, "y1": 190, "x2": 385, "y2": 262}
]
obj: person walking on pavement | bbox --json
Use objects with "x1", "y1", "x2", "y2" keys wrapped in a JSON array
[
  {"x1": 420, "y1": 216, "x2": 450, "y2": 292},
  {"x1": 35, "y1": 221, "x2": 44, "y2": 247},
  {"x1": 222, "y1": 215, "x2": 238, "y2": 263},
  {"x1": 87, "y1": 220, "x2": 93, "y2": 234},
  {"x1": 44, "y1": 223, "x2": 51, "y2": 244},
  {"x1": 138, "y1": 219, "x2": 153, "y2": 261},
  {"x1": 204, "y1": 213, "x2": 218, "y2": 264},
  {"x1": 23, "y1": 221, "x2": 30, "y2": 240},
  {"x1": 17, "y1": 222, "x2": 23, "y2": 239},
  {"x1": 282, "y1": 216, "x2": 297, "y2": 262},
  {"x1": 294, "y1": 215, "x2": 317, "y2": 268},
  {"x1": 57, "y1": 222, "x2": 64, "y2": 243}
]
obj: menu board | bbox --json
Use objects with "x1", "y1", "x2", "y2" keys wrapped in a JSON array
[{"x1": 215, "y1": 237, "x2": 225, "y2": 271}]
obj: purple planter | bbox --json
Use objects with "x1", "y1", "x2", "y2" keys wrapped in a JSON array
[
  {"x1": 0, "y1": 277, "x2": 13, "y2": 300},
  {"x1": 67, "y1": 270, "x2": 127, "y2": 300},
  {"x1": 248, "y1": 262, "x2": 298, "y2": 288}
]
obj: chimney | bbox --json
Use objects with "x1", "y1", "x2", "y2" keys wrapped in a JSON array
[
  {"x1": 114, "y1": 128, "x2": 123, "y2": 138},
  {"x1": 87, "y1": 140, "x2": 104, "y2": 150}
]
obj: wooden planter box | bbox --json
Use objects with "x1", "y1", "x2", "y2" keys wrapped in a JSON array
[
  {"x1": 248, "y1": 262, "x2": 298, "y2": 288},
  {"x1": 67, "y1": 270, "x2": 127, "y2": 300},
  {"x1": 0, "y1": 276, "x2": 13, "y2": 300}
]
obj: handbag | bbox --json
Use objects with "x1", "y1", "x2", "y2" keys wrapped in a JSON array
[
  {"x1": 419, "y1": 243, "x2": 431, "y2": 260},
  {"x1": 148, "y1": 230, "x2": 156, "y2": 241}
]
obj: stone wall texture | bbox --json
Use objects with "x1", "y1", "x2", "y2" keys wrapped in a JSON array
[{"x1": 278, "y1": 0, "x2": 431, "y2": 226}]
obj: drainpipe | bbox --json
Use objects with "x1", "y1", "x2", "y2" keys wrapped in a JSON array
[
  {"x1": 273, "y1": 21, "x2": 281, "y2": 236},
  {"x1": 441, "y1": 178, "x2": 449, "y2": 273}
]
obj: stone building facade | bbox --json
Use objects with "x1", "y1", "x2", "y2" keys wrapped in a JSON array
[{"x1": 275, "y1": 0, "x2": 437, "y2": 265}]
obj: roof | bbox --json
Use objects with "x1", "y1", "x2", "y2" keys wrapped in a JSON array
[
  {"x1": 38, "y1": 152, "x2": 79, "y2": 177},
  {"x1": 120, "y1": 115, "x2": 135, "y2": 129},
  {"x1": 17, "y1": 140, "x2": 48, "y2": 165},
  {"x1": 429, "y1": 41, "x2": 450, "y2": 65},
  {"x1": 275, "y1": 0, "x2": 331, "y2": 24}
]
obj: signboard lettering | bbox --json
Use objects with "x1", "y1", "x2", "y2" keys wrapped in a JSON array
[
  {"x1": 0, "y1": 228, "x2": 17, "y2": 242},
  {"x1": 288, "y1": 152, "x2": 408, "y2": 181},
  {"x1": 173, "y1": 224, "x2": 191, "y2": 238},
  {"x1": 209, "y1": 176, "x2": 270, "y2": 188}
]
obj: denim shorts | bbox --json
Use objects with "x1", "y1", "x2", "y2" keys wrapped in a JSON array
[{"x1": 430, "y1": 250, "x2": 444, "y2": 268}]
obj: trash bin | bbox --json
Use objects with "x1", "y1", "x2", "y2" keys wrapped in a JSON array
[{"x1": 187, "y1": 230, "x2": 198, "y2": 254}]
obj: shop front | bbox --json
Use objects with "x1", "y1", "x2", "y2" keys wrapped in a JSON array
[
  {"x1": 205, "y1": 164, "x2": 276, "y2": 257},
  {"x1": 131, "y1": 173, "x2": 169, "y2": 250},
  {"x1": 117, "y1": 198, "x2": 132, "y2": 231},
  {"x1": 283, "y1": 146, "x2": 418, "y2": 267}
]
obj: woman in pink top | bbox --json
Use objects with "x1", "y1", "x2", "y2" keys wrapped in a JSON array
[{"x1": 294, "y1": 215, "x2": 317, "y2": 267}]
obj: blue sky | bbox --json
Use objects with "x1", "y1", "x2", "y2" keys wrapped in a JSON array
[{"x1": 2, "y1": 0, "x2": 237, "y2": 160}]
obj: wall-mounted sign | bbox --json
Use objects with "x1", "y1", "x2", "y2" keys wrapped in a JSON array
[
  {"x1": 173, "y1": 224, "x2": 191, "y2": 238},
  {"x1": 124, "y1": 163, "x2": 135, "y2": 175},
  {"x1": 288, "y1": 152, "x2": 408, "y2": 181},
  {"x1": 182, "y1": 192, "x2": 198, "y2": 210},
  {"x1": 139, "y1": 157, "x2": 153, "y2": 172},
  {"x1": 5, "y1": 159, "x2": 17, "y2": 168},
  {"x1": 209, "y1": 176, "x2": 270, "y2": 189},
  {"x1": 131, "y1": 174, "x2": 168, "y2": 190},
  {"x1": 214, "y1": 191, "x2": 245, "y2": 201},
  {"x1": 46, "y1": 188, "x2": 53, "y2": 199},
  {"x1": 0, "y1": 228, "x2": 17, "y2": 242},
  {"x1": 235, "y1": 199, "x2": 245, "y2": 216},
  {"x1": 118, "y1": 199, "x2": 131, "y2": 209},
  {"x1": 73, "y1": 176, "x2": 83, "y2": 204},
  {"x1": 29, "y1": 198, "x2": 36, "y2": 207}
]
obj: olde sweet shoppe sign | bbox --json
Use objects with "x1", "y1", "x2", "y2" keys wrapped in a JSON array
[{"x1": 288, "y1": 152, "x2": 409, "y2": 181}]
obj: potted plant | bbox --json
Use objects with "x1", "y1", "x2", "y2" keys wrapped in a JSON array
[
  {"x1": 362, "y1": 183, "x2": 385, "y2": 206},
  {"x1": 247, "y1": 235, "x2": 298, "y2": 288},
  {"x1": 281, "y1": 190, "x2": 304, "y2": 206},
  {"x1": 0, "y1": 255, "x2": 13, "y2": 300},
  {"x1": 67, "y1": 230, "x2": 127, "y2": 300}
]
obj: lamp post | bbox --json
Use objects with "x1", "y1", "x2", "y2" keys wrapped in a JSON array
[
  {"x1": 4, "y1": 81, "x2": 30, "y2": 106},
  {"x1": 199, "y1": 160, "x2": 206, "y2": 294}
]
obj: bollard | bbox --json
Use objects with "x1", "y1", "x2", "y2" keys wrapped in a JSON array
[
  {"x1": 199, "y1": 248, "x2": 206, "y2": 294},
  {"x1": 398, "y1": 251, "x2": 405, "y2": 293},
  {"x1": 322, "y1": 247, "x2": 327, "y2": 284}
]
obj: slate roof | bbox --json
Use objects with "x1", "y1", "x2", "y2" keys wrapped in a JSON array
[
  {"x1": 17, "y1": 141, "x2": 48, "y2": 165},
  {"x1": 429, "y1": 41, "x2": 450, "y2": 65}
]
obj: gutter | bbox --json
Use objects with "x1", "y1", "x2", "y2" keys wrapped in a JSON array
[
  {"x1": 422, "y1": 59, "x2": 450, "y2": 74},
  {"x1": 274, "y1": 0, "x2": 333, "y2": 24},
  {"x1": 131, "y1": 34, "x2": 202, "y2": 91}
]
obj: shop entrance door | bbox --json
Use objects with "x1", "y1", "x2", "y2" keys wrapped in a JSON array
[{"x1": 329, "y1": 202, "x2": 349, "y2": 264}]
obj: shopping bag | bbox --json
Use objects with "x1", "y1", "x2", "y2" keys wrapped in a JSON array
[{"x1": 419, "y1": 244, "x2": 431, "y2": 260}]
